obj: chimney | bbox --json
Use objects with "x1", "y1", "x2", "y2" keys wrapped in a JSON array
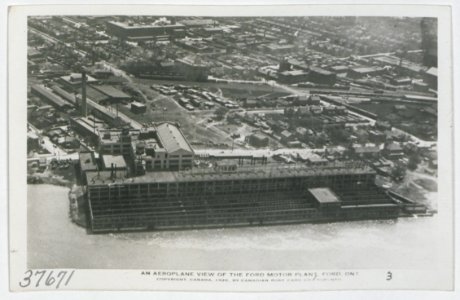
[{"x1": 81, "y1": 70, "x2": 87, "y2": 117}]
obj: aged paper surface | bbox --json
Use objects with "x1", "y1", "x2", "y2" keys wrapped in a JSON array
[{"x1": 6, "y1": 2, "x2": 455, "y2": 294}]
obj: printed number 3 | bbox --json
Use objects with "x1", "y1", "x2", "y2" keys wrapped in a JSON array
[{"x1": 386, "y1": 271, "x2": 392, "y2": 281}]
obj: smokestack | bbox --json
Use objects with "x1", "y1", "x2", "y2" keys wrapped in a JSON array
[{"x1": 81, "y1": 70, "x2": 87, "y2": 117}]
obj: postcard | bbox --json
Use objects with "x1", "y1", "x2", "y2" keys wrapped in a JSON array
[{"x1": 6, "y1": 2, "x2": 455, "y2": 294}]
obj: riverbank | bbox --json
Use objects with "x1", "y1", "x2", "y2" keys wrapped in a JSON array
[{"x1": 28, "y1": 184, "x2": 444, "y2": 270}]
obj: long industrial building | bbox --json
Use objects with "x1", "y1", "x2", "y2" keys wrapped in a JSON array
[
  {"x1": 106, "y1": 21, "x2": 186, "y2": 41},
  {"x1": 82, "y1": 161, "x2": 424, "y2": 233}
]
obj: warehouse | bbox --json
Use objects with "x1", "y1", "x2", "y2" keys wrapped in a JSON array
[
  {"x1": 309, "y1": 67, "x2": 337, "y2": 85},
  {"x1": 348, "y1": 66, "x2": 384, "y2": 79},
  {"x1": 84, "y1": 162, "x2": 403, "y2": 232},
  {"x1": 30, "y1": 85, "x2": 72, "y2": 111},
  {"x1": 91, "y1": 85, "x2": 131, "y2": 104},
  {"x1": 106, "y1": 20, "x2": 186, "y2": 41},
  {"x1": 131, "y1": 101, "x2": 147, "y2": 114},
  {"x1": 245, "y1": 133, "x2": 269, "y2": 148}
]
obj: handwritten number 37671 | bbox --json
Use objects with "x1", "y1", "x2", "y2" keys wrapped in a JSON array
[{"x1": 19, "y1": 270, "x2": 75, "y2": 289}]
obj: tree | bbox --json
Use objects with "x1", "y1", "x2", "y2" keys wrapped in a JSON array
[
  {"x1": 407, "y1": 154, "x2": 421, "y2": 171},
  {"x1": 391, "y1": 164, "x2": 406, "y2": 181},
  {"x1": 327, "y1": 127, "x2": 350, "y2": 144},
  {"x1": 214, "y1": 107, "x2": 229, "y2": 121}
]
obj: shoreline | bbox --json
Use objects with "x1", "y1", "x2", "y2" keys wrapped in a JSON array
[{"x1": 27, "y1": 184, "x2": 441, "y2": 270}]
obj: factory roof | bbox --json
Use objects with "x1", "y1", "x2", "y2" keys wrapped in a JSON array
[
  {"x1": 108, "y1": 21, "x2": 185, "y2": 30},
  {"x1": 27, "y1": 131, "x2": 39, "y2": 139},
  {"x1": 28, "y1": 48, "x2": 42, "y2": 58},
  {"x1": 79, "y1": 152, "x2": 98, "y2": 172},
  {"x1": 31, "y1": 85, "x2": 71, "y2": 109},
  {"x1": 177, "y1": 56, "x2": 207, "y2": 67},
  {"x1": 287, "y1": 58, "x2": 309, "y2": 70},
  {"x1": 307, "y1": 155, "x2": 328, "y2": 163},
  {"x1": 308, "y1": 188, "x2": 340, "y2": 204},
  {"x1": 85, "y1": 85, "x2": 110, "y2": 103},
  {"x1": 85, "y1": 162, "x2": 374, "y2": 186},
  {"x1": 71, "y1": 117, "x2": 106, "y2": 134},
  {"x1": 181, "y1": 19, "x2": 215, "y2": 27},
  {"x1": 131, "y1": 101, "x2": 146, "y2": 108},
  {"x1": 265, "y1": 44, "x2": 295, "y2": 51},
  {"x1": 354, "y1": 146, "x2": 380, "y2": 154},
  {"x1": 309, "y1": 66, "x2": 334, "y2": 76},
  {"x1": 50, "y1": 85, "x2": 76, "y2": 104},
  {"x1": 385, "y1": 142, "x2": 403, "y2": 152},
  {"x1": 60, "y1": 73, "x2": 97, "y2": 85},
  {"x1": 249, "y1": 133, "x2": 268, "y2": 140},
  {"x1": 330, "y1": 65, "x2": 349, "y2": 72},
  {"x1": 342, "y1": 203, "x2": 398, "y2": 209},
  {"x1": 98, "y1": 128, "x2": 141, "y2": 144},
  {"x1": 280, "y1": 70, "x2": 308, "y2": 76},
  {"x1": 425, "y1": 67, "x2": 437, "y2": 77},
  {"x1": 102, "y1": 154, "x2": 127, "y2": 169},
  {"x1": 156, "y1": 123, "x2": 193, "y2": 154},
  {"x1": 350, "y1": 66, "x2": 382, "y2": 74},
  {"x1": 92, "y1": 85, "x2": 131, "y2": 99}
]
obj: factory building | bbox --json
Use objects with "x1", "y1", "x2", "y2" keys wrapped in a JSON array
[
  {"x1": 277, "y1": 67, "x2": 336, "y2": 85},
  {"x1": 106, "y1": 20, "x2": 186, "y2": 41},
  {"x1": 58, "y1": 73, "x2": 97, "y2": 92},
  {"x1": 84, "y1": 162, "x2": 404, "y2": 232},
  {"x1": 70, "y1": 117, "x2": 104, "y2": 143},
  {"x1": 101, "y1": 154, "x2": 128, "y2": 172},
  {"x1": 90, "y1": 85, "x2": 131, "y2": 105},
  {"x1": 139, "y1": 123, "x2": 195, "y2": 171},
  {"x1": 98, "y1": 128, "x2": 138, "y2": 156},
  {"x1": 78, "y1": 151, "x2": 98, "y2": 184},
  {"x1": 277, "y1": 70, "x2": 309, "y2": 84},
  {"x1": 96, "y1": 123, "x2": 194, "y2": 173},
  {"x1": 308, "y1": 67, "x2": 337, "y2": 85},
  {"x1": 131, "y1": 102, "x2": 147, "y2": 114},
  {"x1": 245, "y1": 133, "x2": 269, "y2": 148},
  {"x1": 348, "y1": 67, "x2": 384, "y2": 79},
  {"x1": 30, "y1": 85, "x2": 72, "y2": 111},
  {"x1": 423, "y1": 67, "x2": 437, "y2": 90}
]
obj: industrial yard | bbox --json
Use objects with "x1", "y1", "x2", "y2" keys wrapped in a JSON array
[{"x1": 26, "y1": 16, "x2": 438, "y2": 233}]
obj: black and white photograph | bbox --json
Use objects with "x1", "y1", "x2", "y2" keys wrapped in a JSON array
[{"x1": 4, "y1": 2, "x2": 457, "y2": 294}]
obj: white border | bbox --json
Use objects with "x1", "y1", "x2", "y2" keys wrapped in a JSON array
[{"x1": 2, "y1": 0, "x2": 459, "y2": 299}]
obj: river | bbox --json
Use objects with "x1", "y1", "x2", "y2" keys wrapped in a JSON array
[{"x1": 28, "y1": 184, "x2": 445, "y2": 270}]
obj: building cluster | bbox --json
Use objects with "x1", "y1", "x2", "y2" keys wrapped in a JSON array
[
  {"x1": 27, "y1": 15, "x2": 438, "y2": 95},
  {"x1": 26, "y1": 16, "x2": 438, "y2": 232},
  {"x1": 77, "y1": 122, "x2": 195, "y2": 186},
  {"x1": 84, "y1": 158, "x2": 423, "y2": 232}
]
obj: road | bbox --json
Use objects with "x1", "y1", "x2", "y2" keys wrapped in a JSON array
[{"x1": 28, "y1": 123, "x2": 68, "y2": 157}]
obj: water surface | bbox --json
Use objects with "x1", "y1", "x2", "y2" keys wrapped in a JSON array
[{"x1": 28, "y1": 184, "x2": 444, "y2": 270}]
